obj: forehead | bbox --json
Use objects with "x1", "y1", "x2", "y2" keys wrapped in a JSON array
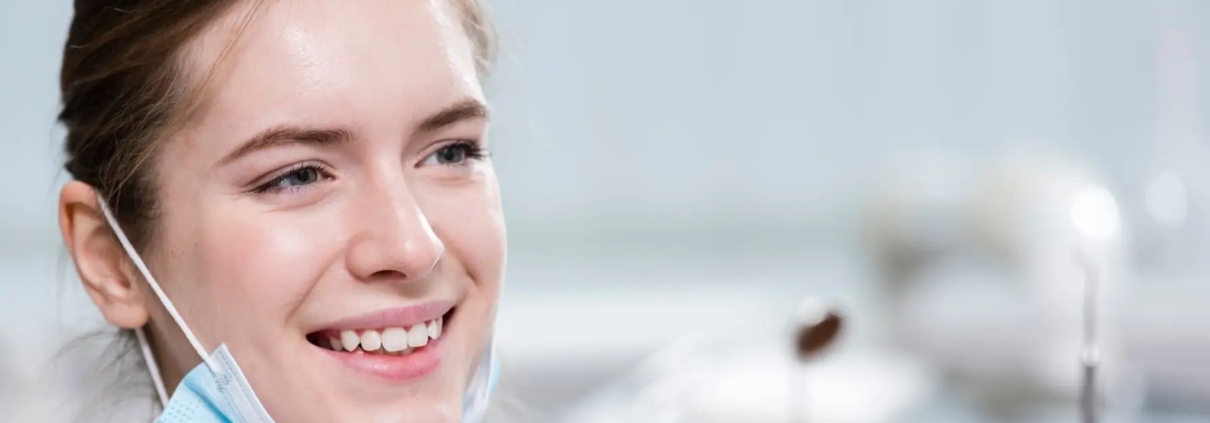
[{"x1": 182, "y1": 0, "x2": 482, "y2": 138}]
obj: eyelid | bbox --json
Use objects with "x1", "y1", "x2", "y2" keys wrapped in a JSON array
[
  {"x1": 249, "y1": 161, "x2": 332, "y2": 194},
  {"x1": 255, "y1": 161, "x2": 323, "y2": 184},
  {"x1": 425, "y1": 138, "x2": 479, "y2": 153},
  {"x1": 416, "y1": 139, "x2": 486, "y2": 167}
]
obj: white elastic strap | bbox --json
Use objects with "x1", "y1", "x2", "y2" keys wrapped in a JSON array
[
  {"x1": 97, "y1": 194, "x2": 218, "y2": 372},
  {"x1": 462, "y1": 338, "x2": 499, "y2": 423},
  {"x1": 135, "y1": 326, "x2": 170, "y2": 406}
]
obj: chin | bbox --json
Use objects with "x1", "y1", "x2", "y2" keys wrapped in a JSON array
[{"x1": 295, "y1": 384, "x2": 465, "y2": 423}]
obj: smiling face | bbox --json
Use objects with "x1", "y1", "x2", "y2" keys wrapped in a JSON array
[{"x1": 134, "y1": 1, "x2": 504, "y2": 422}]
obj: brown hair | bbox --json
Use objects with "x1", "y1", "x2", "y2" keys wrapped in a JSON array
[
  {"x1": 59, "y1": 0, "x2": 496, "y2": 250},
  {"x1": 56, "y1": 0, "x2": 496, "y2": 417}
]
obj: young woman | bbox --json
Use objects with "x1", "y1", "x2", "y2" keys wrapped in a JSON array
[{"x1": 56, "y1": 0, "x2": 504, "y2": 421}]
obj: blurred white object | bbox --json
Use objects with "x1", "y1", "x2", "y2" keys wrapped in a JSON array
[
  {"x1": 560, "y1": 331, "x2": 938, "y2": 423},
  {"x1": 1069, "y1": 185, "x2": 1122, "y2": 243},
  {"x1": 966, "y1": 153, "x2": 1130, "y2": 403},
  {"x1": 862, "y1": 150, "x2": 1138, "y2": 415},
  {"x1": 687, "y1": 349, "x2": 935, "y2": 423}
]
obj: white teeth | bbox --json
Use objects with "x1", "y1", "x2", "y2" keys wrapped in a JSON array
[
  {"x1": 324, "y1": 318, "x2": 442, "y2": 353},
  {"x1": 426, "y1": 317, "x2": 442, "y2": 339},
  {"x1": 341, "y1": 330, "x2": 360, "y2": 352},
  {"x1": 407, "y1": 324, "x2": 429, "y2": 348},
  {"x1": 360, "y1": 329, "x2": 382, "y2": 352},
  {"x1": 381, "y1": 327, "x2": 408, "y2": 352}
]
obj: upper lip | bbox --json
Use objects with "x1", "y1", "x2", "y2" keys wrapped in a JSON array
[{"x1": 311, "y1": 300, "x2": 455, "y2": 332}]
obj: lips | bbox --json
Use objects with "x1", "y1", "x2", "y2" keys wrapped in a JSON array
[{"x1": 306, "y1": 302, "x2": 455, "y2": 381}]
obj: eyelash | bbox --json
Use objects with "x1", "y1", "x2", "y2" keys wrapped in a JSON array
[
  {"x1": 252, "y1": 161, "x2": 332, "y2": 194},
  {"x1": 429, "y1": 140, "x2": 489, "y2": 167},
  {"x1": 249, "y1": 141, "x2": 488, "y2": 195}
]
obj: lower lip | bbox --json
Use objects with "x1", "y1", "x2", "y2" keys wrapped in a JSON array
[{"x1": 318, "y1": 333, "x2": 446, "y2": 381}]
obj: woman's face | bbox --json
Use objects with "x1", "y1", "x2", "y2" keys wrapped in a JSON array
[{"x1": 142, "y1": 1, "x2": 504, "y2": 422}]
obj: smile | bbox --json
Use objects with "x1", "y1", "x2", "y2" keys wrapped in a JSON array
[
  {"x1": 310, "y1": 316, "x2": 444, "y2": 355},
  {"x1": 306, "y1": 301, "x2": 456, "y2": 381}
]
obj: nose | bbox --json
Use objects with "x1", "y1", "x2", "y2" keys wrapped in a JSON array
[{"x1": 345, "y1": 183, "x2": 445, "y2": 283}]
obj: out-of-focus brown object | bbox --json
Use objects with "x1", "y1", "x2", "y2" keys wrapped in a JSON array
[{"x1": 793, "y1": 299, "x2": 843, "y2": 362}]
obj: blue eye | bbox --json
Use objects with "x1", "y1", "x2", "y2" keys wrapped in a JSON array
[
  {"x1": 421, "y1": 141, "x2": 487, "y2": 166},
  {"x1": 279, "y1": 167, "x2": 320, "y2": 186},
  {"x1": 255, "y1": 163, "x2": 328, "y2": 194},
  {"x1": 436, "y1": 145, "x2": 467, "y2": 164}
]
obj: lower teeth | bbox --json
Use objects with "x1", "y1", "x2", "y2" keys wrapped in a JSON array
[{"x1": 345, "y1": 346, "x2": 416, "y2": 355}]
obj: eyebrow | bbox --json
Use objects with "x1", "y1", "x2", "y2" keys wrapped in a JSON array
[
  {"x1": 418, "y1": 99, "x2": 490, "y2": 132},
  {"x1": 220, "y1": 126, "x2": 353, "y2": 165},
  {"x1": 218, "y1": 99, "x2": 489, "y2": 165}
]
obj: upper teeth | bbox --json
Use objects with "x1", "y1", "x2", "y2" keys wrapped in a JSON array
[{"x1": 325, "y1": 317, "x2": 443, "y2": 355}]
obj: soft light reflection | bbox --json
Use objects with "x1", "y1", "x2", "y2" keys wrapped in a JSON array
[
  {"x1": 1070, "y1": 185, "x2": 1121, "y2": 242},
  {"x1": 1145, "y1": 172, "x2": 1188, "y2": 228}
]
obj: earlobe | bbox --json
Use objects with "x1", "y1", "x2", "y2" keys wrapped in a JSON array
[{"x1": 60, "y1": 181, "x2": 150, "y2": 329}]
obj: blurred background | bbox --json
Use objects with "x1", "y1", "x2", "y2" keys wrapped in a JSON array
[{"x1": 3, "y1": 0, "x2": 1210, "y2": 422}]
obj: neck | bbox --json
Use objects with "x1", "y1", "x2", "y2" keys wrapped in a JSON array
[{"x1": 142, "y1": 320, "x2": 200, "y2": 398}]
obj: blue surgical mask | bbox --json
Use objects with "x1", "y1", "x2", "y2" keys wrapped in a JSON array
[{"x1": 99, "y1": 195, "x2": 499, "y2": 423}]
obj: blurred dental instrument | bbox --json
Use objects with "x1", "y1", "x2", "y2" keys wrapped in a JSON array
[
  {"x1": 861, "y1": 150, "x2": 1136, "y2": 416},
  {"x1": 1073, "y1": 251, "x2": 1100, "y2": 423},
  {"x1": 791, "y1": 298, "x2": 843, "y2": 423}
]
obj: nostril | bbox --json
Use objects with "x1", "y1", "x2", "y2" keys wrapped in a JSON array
[{"x1": 367, "y1": 269, "x2": 411, "y2": 282}]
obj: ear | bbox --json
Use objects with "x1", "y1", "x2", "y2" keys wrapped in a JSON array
[{"x1": 60, "y1": 181, "x2": 150, "y2": 329}]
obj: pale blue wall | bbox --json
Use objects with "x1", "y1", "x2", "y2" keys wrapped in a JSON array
[{"x1": 5, "y1": 0, "x2": 1208, "y2": 255}]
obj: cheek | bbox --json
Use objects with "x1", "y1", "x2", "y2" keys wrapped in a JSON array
[
  {"x1": 187, "y1": 208, "x2": 338, "y2": 333},
  {"x1": 423, "y1": 180, "x2": 505, "y2": 367},
  {"x1": 427, "y1": 178, "x2": 506, "y2": 290}
]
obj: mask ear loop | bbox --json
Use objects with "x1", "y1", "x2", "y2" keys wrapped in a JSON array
[
  {"x1": 96, "y1": 194, "x2": 221, "y2": 403},
  {"x1": 135, "y1": 326, "x2": 170, "y2": 406},
  {"x1": 462, "y1": 338, "x2": 500, "y2": 423}
]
